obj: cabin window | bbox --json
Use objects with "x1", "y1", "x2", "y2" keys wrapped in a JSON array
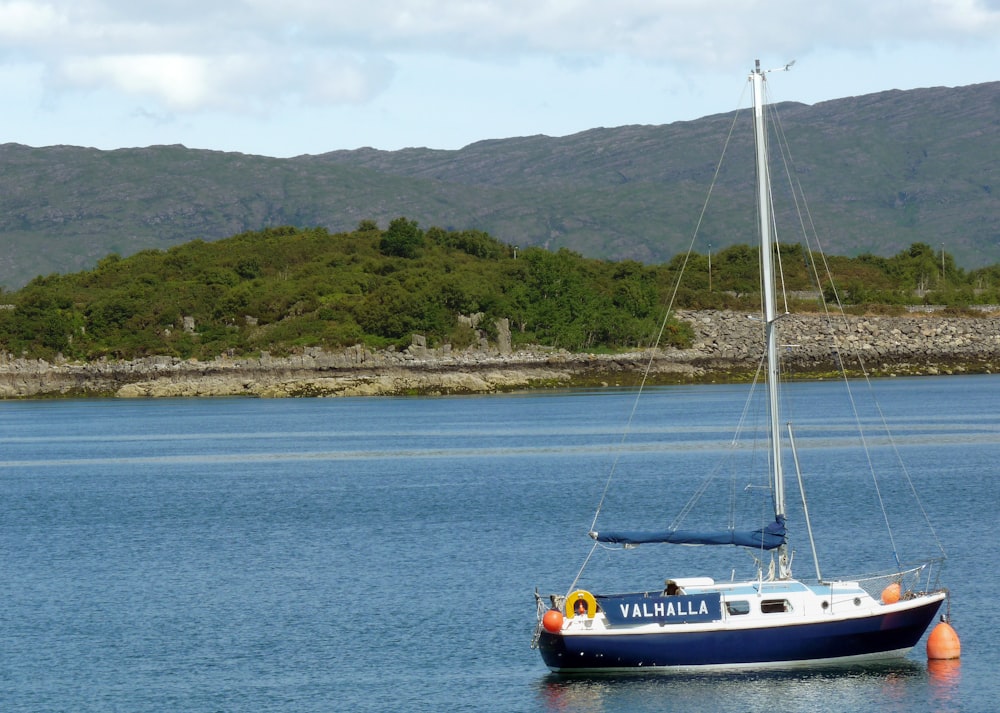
[
  {"x1": 726, "y1": 600, "x2": 750, "y2": 616},
  {"x1": 761, "y1": 599, "x2": 792, "y2": 614}
]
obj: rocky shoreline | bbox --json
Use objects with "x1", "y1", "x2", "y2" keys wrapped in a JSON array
[{"x1": 2, "y1": 310, "x2": 999, "y2": 398}]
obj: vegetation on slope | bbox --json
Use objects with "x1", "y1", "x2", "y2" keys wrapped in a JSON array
[
  {"x1": 0, "y1": 220, "x2": 688, "y2": 361},
  {"x1": 1, "y1": 220, "x2": 997, "y2": 363}
]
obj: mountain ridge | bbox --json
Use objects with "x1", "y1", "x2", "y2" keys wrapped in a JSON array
[{"x1": 1, "y1": 80, "x2": 996, "y2": 289}]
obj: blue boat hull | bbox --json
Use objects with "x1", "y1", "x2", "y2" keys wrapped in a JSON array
[{"x1": 538, "y1": 597, "x2": 943, "y2": 672}]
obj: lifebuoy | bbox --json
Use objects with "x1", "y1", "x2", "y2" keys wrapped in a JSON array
[{"x1": 565, "y1": 589, "x2": 598, "y2": 619}]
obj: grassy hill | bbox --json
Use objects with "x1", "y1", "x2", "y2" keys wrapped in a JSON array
[
  {"x1": 0, "y1": 223, "x2": 691, "y2": 362},
  {"x1": 0, "y1": 81, "x2": 997, "y2": 289},
  {"x1": 2, "y1": 220, "x2": 998, "y2": 363}
]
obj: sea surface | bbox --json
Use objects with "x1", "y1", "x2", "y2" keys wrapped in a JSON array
[{"x1": 2, "y1": 375, "x2": 997, "y2": 712}]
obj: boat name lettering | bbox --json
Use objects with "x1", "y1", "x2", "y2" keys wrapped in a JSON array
[
  {"x1": 618, "y1": 599, "x2": 709, "y2": 618},
  {"x1": 598, "y1": 593, "x2": 722, "y2": 625}
]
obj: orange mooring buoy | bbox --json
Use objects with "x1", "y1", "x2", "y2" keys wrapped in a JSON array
[
  {"x1": 881, "y1": 582, "x2": 901, "y2": 604},
  {"x1": 542, "y1": 608, "x2": 564, "y2": 634},
  {"x1": 927, "y1": 619, "x2": 961, "y2": 660}
]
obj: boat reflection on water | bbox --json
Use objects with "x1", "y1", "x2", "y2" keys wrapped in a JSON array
[
  {"x1": 535, "y1": 663, "x2": 936, "y2": 712},
  {"x1": 537, "y1": 675, "x2": 606, "y2": 712}
]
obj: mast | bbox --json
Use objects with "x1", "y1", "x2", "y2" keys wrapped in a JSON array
[{"x1": 751, "y1": 60, "x2": 789, "y2": 577}]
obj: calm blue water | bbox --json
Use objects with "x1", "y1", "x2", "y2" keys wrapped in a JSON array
[{"x1": 2, "y1": 375, "x2": 997, "y2": 712}]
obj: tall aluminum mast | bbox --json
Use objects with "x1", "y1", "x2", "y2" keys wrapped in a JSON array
[{"x1": 751, "y1": 59, "x2": 788, "y2": 577}]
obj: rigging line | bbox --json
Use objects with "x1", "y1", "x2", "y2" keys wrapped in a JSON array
[
  {"x1": 861, "y1": 392, "x2": 949, "y2": 560},
  {"x1": 798, "y1": 210, "x2": 905, "y2": 569},
  {"x1": 670, "y1": 370, "x2": 766, "y2": 529},
  {"x1": 669, "y1": 351, "x2": 768, "y2": 532},
  {"x1": 772, "y1": 95, "x2": 938, "y2": 570},
  {"x1": 733, "y1": 354, "x2": 772, "y2": 529},
  {"x1": 761, "y1": 93, "x2": 791, "y2": 316},
  {"x1": 794, "y1": 198, "x2": 945, "y2": 560},
  {"x1": 767, "y1": 92, "x2": 806, "y2": 235},
  {"x1": 585, "y1": 88, "x2": 749, "y2": 537},
  {"x1": 566, "y1": 539, "x2": 601, "y2": 596},
  {"x1": 761, "y1": 87, "x2": 788, "y2": 314},
  {"x1": 765, "y1": 81, "x2": 916, "y2": 567},
  {"x1": 766, "y1": 96, "x2": 804, "y2": 317},
  {"x1": 804, "y1": 305, "x2": 906, "y2": 560}
]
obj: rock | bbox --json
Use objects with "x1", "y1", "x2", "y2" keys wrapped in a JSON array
[{"x1": 496, "y1": 318, "x2": 512, "y2": 355}]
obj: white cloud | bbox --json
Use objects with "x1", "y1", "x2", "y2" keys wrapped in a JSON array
[
  {"x1": 4, "y1": 0, "x2": 999, "y2": 112},
  {"x1": 0, "y1": 1, "x2": 66, "y2": 45},
  {"x1": 299, "y1": 55, "x2": 395, "y2": 105},
  {"x1": 236, "y1": 0, "x2": 1000, "y2": 60},
  {"x1": 1, "y1": 0, "x2": 998, "y2": 153},
  {"x1": 58, "y1": 54, "x2": 214, "y2": 110},
  {"x1": 50, "y1": 51, "x2": 394, "y2": 113}
]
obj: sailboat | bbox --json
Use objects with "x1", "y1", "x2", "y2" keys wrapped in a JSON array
[{"x1": 532, "y1": 60, "x2": 949, "y2": 672}]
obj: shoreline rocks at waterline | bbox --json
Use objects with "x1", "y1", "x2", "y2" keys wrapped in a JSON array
[{"x1": 1, "y1": 310, "x2": 998, "y2": 398}]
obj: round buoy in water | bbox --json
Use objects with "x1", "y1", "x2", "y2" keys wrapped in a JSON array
[
  {"x1": 542, "y1": 609, "x2": 564, "y2": 634},
  {"x1": 881, "y1": 582, "x2": 901, "y2": 604},
  {"x1": 927, "y1": 620, "x2": 961, "y2": 660}
]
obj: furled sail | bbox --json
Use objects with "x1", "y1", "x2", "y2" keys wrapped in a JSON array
[{"x1": 591, "y1": 515, "x2": 786, "y2": 550}]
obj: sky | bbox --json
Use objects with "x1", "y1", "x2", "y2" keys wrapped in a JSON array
[{"x1": 2, "y1": 0, "x2": 999, "y2": 158}]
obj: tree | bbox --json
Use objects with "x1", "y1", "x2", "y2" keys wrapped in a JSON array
[
  {"x1": 716, "y1": 244, "x2": 759, "y2": 295},
  {"x1": 235, "y1": 257, "x2": 263, "y2": 280},
  {"x1": 379, "y1": 217, "x2": 424, "y2": 258}
]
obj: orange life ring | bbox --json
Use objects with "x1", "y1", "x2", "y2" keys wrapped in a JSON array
[{"x1": 565, "y1": 589, "x2": 598, "y2": 619}]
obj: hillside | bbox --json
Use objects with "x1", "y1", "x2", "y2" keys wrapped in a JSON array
[
  {"x1": 0, "y1": 81, "x2": 997, "y2": 289},
  {"x1": 0, "y1": 223, "x2": 696, "y2": 363},
  {"x1": 2, "y1": 220, "x2": 997, "y2": 365}
]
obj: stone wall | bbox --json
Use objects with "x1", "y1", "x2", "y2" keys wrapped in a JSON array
[{"x1": 678, "y1": 310, "x2": 1000, "y2": 373}]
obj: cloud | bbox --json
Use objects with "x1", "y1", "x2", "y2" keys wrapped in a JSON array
[
  {"x1": 51, "y1": 50, "x2": 391, "y2": 111},
  {"x1": 2, "y1": 0, "x2": 998, "y2": 116},
  {"x1": 0, "y1": 0, "x2": 396, "y2": 112},
  {"x1": 254, "y1": 0, "x2": 1000, "y2": 59},
  {"x1": 58, "y1": 54, "x2": 217, "y2": 110},
  {"x1": 0, "y1": 0, "x2": 63, "y2": 40}
]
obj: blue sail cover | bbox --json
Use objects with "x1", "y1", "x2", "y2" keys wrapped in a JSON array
[{"x1": 592, "y1": 515, "x2": 786, "y2": 550}]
